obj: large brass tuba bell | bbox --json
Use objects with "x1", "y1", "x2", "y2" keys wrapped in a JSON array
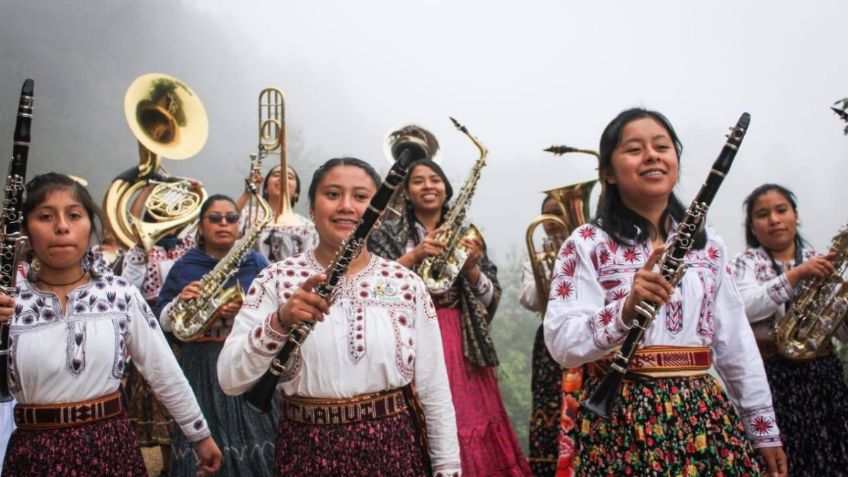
[
  {"x1": 104, "y1": 73, "x2": 209, "y2": 250},
  {"x1": 384, "y1": 123, "x2": 442, "y2": 164}
]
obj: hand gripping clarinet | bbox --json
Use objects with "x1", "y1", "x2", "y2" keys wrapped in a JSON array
[
  {"x1": 0, "y1": 79, "x2": 34, "y2": 402},
  {"x1": 582, "y1": 112, "x2": 751, "y2": 419},
  {"x1": 245, "y1": 148, "x2": 418, "y2": 412}
]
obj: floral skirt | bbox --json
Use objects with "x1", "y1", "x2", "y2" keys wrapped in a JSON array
[
  {"x1": 169, "y1": 341, "x2": 277, "y2": 477},
  {"x1": 437, "y1": 306, "x2": 531, "y2": 477},
  {"x1": 764, "y1": 353, "x2": 848, "y2": 477},
  {"x1": 528, "y1": 324, "x2": 562, "y2": 477},
  {"x1": 274, "y1": 406, "x2": 428, "y2": 476},
  {"x1": 576, "y1": 374, "x2": 762, "y2": 477},
  {"x1": 3, "y1": 413, "x2": 146, "y2": 476}
]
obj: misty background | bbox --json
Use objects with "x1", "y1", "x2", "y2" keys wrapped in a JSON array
[{"x1": 2, "y1": 0, "x2": 847, "y2": 451}]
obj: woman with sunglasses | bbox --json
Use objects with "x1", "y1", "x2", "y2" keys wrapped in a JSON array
[
  {"x1": 156, "y1": 194, "x2": 275, "y2": 476},
  {"x1": 238, "y1": 164, "x2": 318, "y2": 262},
  {"x1": 0, "y1": 173, "x2": 222, "y2": 476},
  {"x1": 218, "y1": 158, "x2": 461, "y2": 476}
]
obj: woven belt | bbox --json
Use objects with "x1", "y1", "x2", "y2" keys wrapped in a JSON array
[
  {"x1": 14, "y1": 391, "x2": 124, "y2": 430},
  {"x1": 281, "y1": 388, "x2": 407, "y2": 425},
  {"x1": 593, "y1": 345, "x2": 712, "y2": 379},
  {"x1": 194, "y1": 326, "x2": 232, "y2": 343}
]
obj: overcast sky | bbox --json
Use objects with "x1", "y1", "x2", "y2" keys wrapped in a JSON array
[{"x1": 1, "y1": 0, "x2": 846, "y2": 260}]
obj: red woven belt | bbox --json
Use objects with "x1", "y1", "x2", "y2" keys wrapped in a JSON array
[
  {"x1": 592, "y1": 345, "x2": 712, "y2": 378},
  {"x1": 281, "y1": 388, "x2": 407, "y2": 425},
  {"x1": 14, "y1": 391, "x2": 123, "y2": 430}
]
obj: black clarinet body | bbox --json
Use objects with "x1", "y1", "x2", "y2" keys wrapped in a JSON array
[
  {"x1": 0, "y1": 79, "x2": 35, "y2": 402},
  {"x1": 245, "y1": 148, "x2": 417, "y2": 412},
  {"x1": 582, "y1": 112, "x2": 751, "y2": 419}
]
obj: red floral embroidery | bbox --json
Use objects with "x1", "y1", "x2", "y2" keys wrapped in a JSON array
[
  {"x1": 560, "y1": 259, "x2": 577, "y2": 277},
  {"x1": 598, "y1": 307, "x2": 615, "y2": 325},
  {"x1": 561, "y1": 241, "x2": 576, "y2": 257},
  {"x1": 752, "y1": 415, "x2": 775, "y2": 435},
  {"x1": 555, "y1": 281, "x2": 573, "y2": 299},
  {"x1": 622, "y1": 248, "x2": 640, "y2": 263},
  {"x1": 598, "y1": 249, "x2": 611, "y2": 265},
  {"x1": 707, "y1": 245, "x2": 720, "y2": 262},
  {"x1": 579, "y1": 225, "x2": 596, "y2": 240}
]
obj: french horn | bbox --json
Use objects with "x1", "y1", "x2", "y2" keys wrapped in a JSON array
[{"x1": 103, "y1": 73, "x2": 209, "y2": 250}]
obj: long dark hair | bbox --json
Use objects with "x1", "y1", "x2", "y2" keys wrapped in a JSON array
[
  {"x1": 403, "y1": 159, "x2": 453, "y2": 231},
  {"x1": 263, "y1": 165, "x2": 301, "y2": 207},
  {"x1": 196, "y1": 194, "x2": 237, "y2": 249},
  {"x1": 743, "y1": 183, "x2": 807, "y2": 250},
  {"x1": 23, "y1": 173, "x2": 103, "y2": 243},
  {"x1": 307, "y1": 157, "x2": 381, "y2": 206},
  {"x1": 593, "y1": 107, "x2": 706, "y2": 249}
]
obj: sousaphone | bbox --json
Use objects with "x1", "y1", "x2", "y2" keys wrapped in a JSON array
[{"x1": 104, "y1": 73, "x2": 209, "y2": 250}]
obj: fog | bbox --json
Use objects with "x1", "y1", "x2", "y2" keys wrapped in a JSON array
[{"x1": 2, "y1": 0, "x2": 847, "y2": 260}]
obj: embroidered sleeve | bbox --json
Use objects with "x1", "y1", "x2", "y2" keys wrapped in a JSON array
[
  {"x1": 124, "y1": 287, "x2": 211, "y2": 443},
  {"x1": 731, "y1": 249, "x2": 794, "y2": 324},
  {"x1": 544, "y1": 225, "x2": 631, "y2": 368},
  {"x1": 714, "y1": 241, "x2": 782, "y2": 447}
]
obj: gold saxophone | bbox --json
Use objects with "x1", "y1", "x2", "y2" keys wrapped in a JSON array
[
  {"x1": 774, "y1": 221, "x2": 848, "y2": 360},
  {"x1": 169, "y1": 183, "x2": 272, "y2": 342},
  {"x1": 417, "y1": 117, "x2": 487, "y2": 294}
]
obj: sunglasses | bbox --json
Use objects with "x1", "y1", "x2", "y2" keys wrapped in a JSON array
[{"x1": 205, "y1": 212, "x2": 240, "y2": 225}]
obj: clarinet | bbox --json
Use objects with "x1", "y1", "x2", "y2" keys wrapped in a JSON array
[
  {"x1": 0, "y1": 79, "x2": 35, "y2": 402},
  {"x1": 582, "y1": 112, "x2": 751, "y2": 419},
  {"x1": 245, "y1": 148, "x2": 417, "y2": 412}
]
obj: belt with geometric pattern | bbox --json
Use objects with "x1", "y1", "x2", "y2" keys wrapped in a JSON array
[
  {"x1": 593, "y1": 345, "x2": 712, "y2": 379},
  {"x1": 280, "y1": 388, "x2": 407, "y2": 425},
  {"x1": 14, "y1": 391, "x2": 124, "y2": 430}
]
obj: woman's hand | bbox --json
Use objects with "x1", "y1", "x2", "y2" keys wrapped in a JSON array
[
  {"x1": 0, "y1": 293, "x2": 14, "y2": 323},
  {"x1": 179, "y1": 281, "x2": 203, "y2": 301},
  {"x1": 399, "y1": 228, "x2": 445, "y2": 268},
  {"x1": 271, "y1": 273, "x2": 330, "y2": 334},
  {"x1": 785, "y1": 252, "x2": 836, "y2": 287},
  {"x1": 621, "y1": 246, "x2": 674, "y2": 325},
  {"x1": 192, "y1": 436, "x2": 222, "y2": 476},
  {"x1": 216, "y1": 298, "x2": 242, "y2": 320},
  {"x1": 460, "y1": 236, "x2": 484, "y2": 272},
  {"x1": 758, "y1": 446, "x2": 788, "y2": 477}
]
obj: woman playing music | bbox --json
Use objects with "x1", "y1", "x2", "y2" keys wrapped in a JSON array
[
  {"x1": 368, "y1": 159, "x2": 531, "y2": 476},
  {"x1": 731, "y1": 183, "x2": 848, "y2": 476},
  {"x1": 217, "y1": 158, "x2": 461, "y2": 476},
  {"x1": 0, "y1": 173, "x2": 222, "y2": 476},
  {"x1": 156, "y1": 194, "x2": 275, "y2": 476},
  {"x1": 519, "y1": 194, "x2": 568, "y2": 476},
  {"x1": 543, "y1": 109, "x2": 787, "y2": 476},
  {"x1": 238, "y1": 164, "x2": 318, "y2": 262}
]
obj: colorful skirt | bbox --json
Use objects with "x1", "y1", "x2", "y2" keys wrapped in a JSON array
[
  {"x1": 274, "y1": 405, "x2": 428, "y2": 475},
  {"x1": 763, "y1": 353, "x2": 848, "y2": 477},
  {"x1": 576, "y1": 374, "x2": 762, "y2": 477},
  {"x1": 436, "y1": 306, "x2": 532, "y2": 477},
  {"x1": 126, "y1": 361, "x2": 173, "y2": 447},
  {"x1": 3, "y1": 413, "x2": 146, "y2": 476},
  {"x1": 528, "y1": 323, "x2": 562, "y2": 477},
  {"x1": 169, "y1": 341, "x2": 277, "y2": 477}
]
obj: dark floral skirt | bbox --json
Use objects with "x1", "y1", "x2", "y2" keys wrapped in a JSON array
[
  {"x1": 3, "y1": 413, "x2": 146, "y2": 476},
  {"x1": 576, "y1": 374, "x2": 762, "y2": 477},
  {"x1": 274, "y1": 408, "x2": 428, "y2": 476},
  {"x1": 529, "y1": 324, "x2": 562, "y2": 477},
  {"x1": 764, "y1": 353, "x2": 848, "y2": 477},
  {"x1": 126, "y1": 361, "x2": 173, "y2": 447}
]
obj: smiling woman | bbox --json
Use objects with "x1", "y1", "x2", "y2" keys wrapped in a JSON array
[
  {"x1": 218, "y1": 157, "x2": 462, "y2": 476},
  {"x1": 0, "y1": 173, "x2": 222, "y2": 476}
]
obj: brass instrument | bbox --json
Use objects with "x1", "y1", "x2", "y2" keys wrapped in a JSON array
[
  {"x1": 259, "y1": 88, "x2": 299, "y2": 226},
  {"x1": 382, "y1": 123, "x2": 441, "y2": 219},
  {"x1": 417, "y1": 118, "x2": 486, "y2": 294},
  {"x1": 104, "y1": 73, "x2": 208, "y2": 250},
  {"x1": 243, "y1": 152, "x2": 264, "y2": 233},
  {"x1": 170, "y1": 182, "x2": 272, "y2": 342},
  {"x1": 525, "y1": 180, "x2": 598, "y2": 314}
]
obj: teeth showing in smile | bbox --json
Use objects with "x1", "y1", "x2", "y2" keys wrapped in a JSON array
[{"x1": 640, "y1": 170, "x2": 665, "y2": 177}]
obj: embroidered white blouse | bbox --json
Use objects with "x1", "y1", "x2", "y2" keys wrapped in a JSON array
[
  {"x1": 519, "y1": 258, "x2": 542, "y2": 313},
  {"x1": 217, "y1": 251, "x2": 461, "y2": 474},
  {"x1": 121, "y1": 236, "x2": 196, "y2": 304},
  {"x1": 543, "y1": 224, "x2": 781, "y2": 448},
  {"x1": 240, "y1": 208, "x2": 318, "y2": 262},
  {"x1": 8, "y1": 275, "x2": 210, "y2": 443}
]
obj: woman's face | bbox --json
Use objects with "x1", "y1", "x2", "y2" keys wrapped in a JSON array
[
  {"x1": 541, "y1": 198, "x2": 567, "y2": 239},
  {"x1": 750, "y1": 189, "x2": 798, "y2": 253},
  {"x1": 266, "y1": 166, "x2": 298, "y2": 202},
  {"x1": 199, "y1": 200, "x2": 239, "y2": 251},
  {"x1": 25, "y1": 188, "x2": 92, "y2": 271},
  {"x1": 310, "y1": 165, "x2": 377, "y2": 249},
  {"x1": 604, "y1": 117, "x2": 679, "y2": 208},
  {"x1": 406, "y1": 164, "x2": 447, "y2": 213}
]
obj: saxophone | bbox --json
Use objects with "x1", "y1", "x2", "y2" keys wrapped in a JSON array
[
  {"x1": 774, "y1": 222, "x2": 848, "y2": 360},
  {"x1": 417, "y1": 117, "x2": 488, "y2": 294},
  {"x1": 170, "y1": 182, "x2": 272, "y2": 342}
]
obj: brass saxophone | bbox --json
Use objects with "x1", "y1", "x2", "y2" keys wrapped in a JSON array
[
  {"x1": 170, "y1": 183, "x2": 272, "y2": 342},
  {"x1": 774, "y1": 222, "x2": 848, "y2": 360},
  {"x1": 417, "y1": 117, "x2": 487, "y2": 294}
]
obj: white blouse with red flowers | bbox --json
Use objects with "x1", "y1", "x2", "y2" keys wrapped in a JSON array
[
  {"x1": 544, "y1": 223, "x2": 781, "y2": 449},
  {"x1": 217, "y1": 251, "x2": 461, "y2": 475}
]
